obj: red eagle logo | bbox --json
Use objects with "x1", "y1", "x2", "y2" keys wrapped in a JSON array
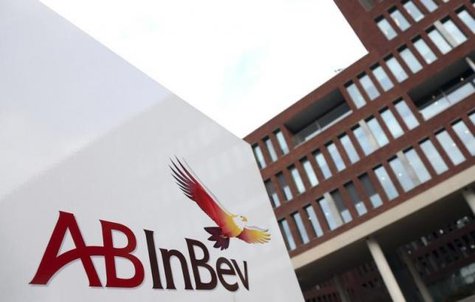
[{"x1": 170, "y1": 158, "x2": 271, "y2": 250}]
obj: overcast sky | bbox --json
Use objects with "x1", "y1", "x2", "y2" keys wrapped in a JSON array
[{"x1": 41, "y1": 0, "x2": 367, "y2": 138}]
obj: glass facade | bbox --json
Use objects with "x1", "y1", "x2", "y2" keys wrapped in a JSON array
[
  {"x1": 457, "y1": 9, "x2": 475, "y2": 34},
  {"x1": 374, "y1": 165, "x2": 399, "y2": 200},
  {"x1": 340, "y1": 134, "x2": 360, "y2": 164},
  {"x1": 353, "y1": 125, "x2": 376, "y2": 155},
  {"x1": 275, "y1": 130, "x2": 289, "y2": 155},
  {"x1": 394, "y1": 99, "x2": 419, "y2": 130},
  {"x1": 413, "y1": 38, "x2": 437, "y2": 64},
  {"x1": 420, "y1": 0, "x2": 437, "y2": 12},
  {"x1": 252, "y1": 145, "x2": 266, "y2": 169},
  {"x1": 452, "y1": 120, "x2": 475, "y2": 156},
  {"x1": 305, "y1": 205, "x2": 324, "y2": 237},
  {"x1": 389, "y1": 156, "x2": 417, "y2": 192},
  {"x1": 436, "y1": 130, "x2": 466, "y2": 165},
  {"x1": 380, "y1": 108, "x2": 404, "y2": 138},
  {"x1": 302, "y1": 158, "x2": 319, "y2": 187},
  {"x1": 292, "y1": 212, "x2": 310, "y2": 244},
  {"x1": 377, "y1": 18, "x2": 397, "y2": 40},
  {"x1": 265, "y1": 180, "x2": 281, "y2": 207},
  {"x1": 264, "y1": 137, "x2": 278, "y2": 162},
  {"x1": 366, "y1": 117, "x2": 389, "y2": 147},
  {"x1": 346, "y1": 82, "x2": 366, "y2": 108},
  {"x1": 399, "y1": 47, "x2": 423, "y2": 73},
  {"x1": 359, "y1": 173, "x2": 383, "y2": 208},
  {"x1": 315, "y1": 151, "x2": 332, "y2": 179},
  {"x1": 319, "y1": 196, "x2": 342, "y2": 231},
  {"x1": 404, "y1": 148, "x2": 431, "y2": 183},
  {"x1": 420, "y1": 139, "x2": 448, "y2": 175},
  {"x1": 290, "y1": 166, "x2": 306, "y2": 194},
  {"x1": 385, "y1": 56, "x2": 408, "y2": 82},
  {"x1": 359, "y1": 73, "x2": 380, "y2": 100},
  {"x1": 427, "y1": 28, "x2": 452, "y2": 54},
  {"x1": 345, "y1": 182, "x2": 367, "y2": 216},
  {"x1": 279, "y1": 219, "x2": 296, "y2": 250},
  {"x1": 390, "y1": 8, "x2": 410, "y2": 31},
  {"x1": 372, "y1": 65, "x2": 394, "y2": 91},
  {"x1": 403, "y1": 1, "x2": 424, "y2": 22},
  {"x1": 442, "y1": 19, "x2": 467, "y2": 46},
  {"x1": 277, "y1": 173, "x2": 293, "y2": 201},
  {"x1": 327, "y1": 143, "x2": 346, "y2": 172},
  {"x1": 331, "y1": 190, "x2": 353, "y2": 224}
]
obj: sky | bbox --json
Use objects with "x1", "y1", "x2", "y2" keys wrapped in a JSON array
[{"x1": 40, "y1": 0, "x2": 367, "y2": 138}]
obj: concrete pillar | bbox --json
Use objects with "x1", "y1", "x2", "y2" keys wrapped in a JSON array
[
  {"x1": 399, "y1": 251, "x2": 433, "y2": 302},
  {"x1": 333, "y1": 274, "x2": 351, "y2": 302},
  {"x1": 366, "y1": 237, "x2": 406, "y2": 302},
  {"x1": 462, "y1": 188, "x2": 475, "y2": 215}
]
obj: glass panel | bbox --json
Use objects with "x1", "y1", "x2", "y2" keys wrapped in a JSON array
[
  {"x1": 403, "y1": 1, "x2": 424, "y2": 22},
  {"x1": 442, "y1": 19, "x2": 467, "y2": 46},
  {"x1": 315, "y1": 151, "x2": 332, "y2": 179},
  {"x1": 319, "y1": 196, "x2": 342, "y2": 231},
  {"x1": 252, "y1": 145, "x2": 266, "y2": 169},
  {"x1": 386, "y1": 56, "x2": 408, "y2": 82},
  {"x1": 420, "y1": 0, "x2": 437, "y2": 12},
  {"x1": 420, "y1": 139, "x2": 448, "y2": 174},
  {"x1": 265, "y1": 180, "x2": 280, "y2": 207},
  {"x1": 427, "y1": 28, "x2": 452, "y2": 54},
  {"x1": 457, "y1": 9, "x2": 475, "y2": 34},
  {"x1": 346, "y1": 82, "x2": 366, "y2": 108},
  {"x1": 471, "y1": 112, "x2": 475, "y2": 124},
  {"x1": 327, "y1": 143, "x2": 346, "y2": 172},
  {"x1": 353, "y1": 126, "x2": 376, "y2": 155},
  {"x1": 264, "y1": 137, "x2": 278, "y2": 162},
  {"x1": 374, "y1": 166, "x2": 399, "y2": 200},
  {"x1": 275, "y1": 130, "x2": 289, "y2": 155},
  {"x1": 404, "y1": 149, "x2": 431, "y2": 183},
  {"x1": 413, "y1": 38, "x2": 437, "y2": 64},
  {"x1": 399, "y1": 47, "x2": 423, "y2": 73},
  {"x1": 367, "y1": 117, "x2": 389, "y2": 147},
  {"x1": 380, "y1": 109, "x2": 404, "y2": 138},
  {"x1": 452, "y1": 120, "x2": 475, "y2": 155},
  {"x1": 345, "y1": 182, "x2": 367, "y2": 216},
  {"x1": 304, "y1": 205, "x2": 324, "y2": 237},
  {"x1": 377, "y1": 18, "x2": 397, "y2": 40},
  {"x1": 292, "y1": 212, "x2": 310, "y2": 244},
  {"x1": 390, "y1": 9, "x2": 411, "y2": 31},
  {"x1": 340, "y1": 134, "x2": 360, "y2": 164},
  {"x1": 279, "y1": 219, "x2": 296, "y2": 250},
  {"x1": 372, "y1": 65, "x2": 394, "y2": 91},
  {"x1": 302, "y1": 159, "x2": 319, "y2": 187},
  {"x1": 436, "y1": 130, "x2": 466, "y2": 165},
  {"x1": 331, "y1": 190, "x2": 352, "y2": 223},
  {"x1": 395, "y1": 99, "x2": 419, "y2": 130},
  {"x1": 359, "y1": 73, "x2": 380, "y2": 100},
  {"x1": 359, "y1": 173, "x2": 383, "y2": 208},
  {"x1": 389, "y1": 156, "x2": 417, "y2": 192},
  {"x1": 277, "y1": 173, "x2": 293, "y2": 201},
  {"x1": 290, "y1": 166, "x2": 306, "y2": 194}
]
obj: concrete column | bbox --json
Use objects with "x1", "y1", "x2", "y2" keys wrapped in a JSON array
[
  {"x1": 366, "y1": 237, "x2": 406, "y2": 302},
  {"x1": 399, "y1": 251, "x2": 433, "y2": 302},
  {"x1": 333, "y1": 274, "x2": 351, "y2": 302},
  {"x1": 462, "y1": 188, "x2": 475, "y2": 215}
]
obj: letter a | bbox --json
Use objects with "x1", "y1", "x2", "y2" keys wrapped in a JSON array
[{"x1": 30, "y1": 211, "x2": 102, "y2": 286}]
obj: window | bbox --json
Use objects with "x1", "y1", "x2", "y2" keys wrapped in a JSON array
[
  {"x1": 471, "y1": 111, "x2": 475, "y2": 124},
  {"x1": 372, "y1": 65, "x2": 394, "y2": 91},
  {"x1": 290, "y1": 166, "x2": 306, "y2": 194},
  {"x1": 377, "y1": 17, "x2": 397, "y2": 40},
  {"x1": 264, "y1": 137, "x2": 278, "y2": 162},
  {"x1": 359, "y1": 173, "x2": 383, "y2": 208},
  {"x1": 457, "y1": 9, "x2": 475, "y2": 34},
  {"x1": 353, "y1": 125, "x2": 376, "y2": 155},
  {"x1": 304, "y1": 205, "x2": 324, "y2": 237},
  {"x1": 252, "y1": 145, "x2": 266, "y2": 169},
  {"x1": 318, "y1": 196, "x2": 342, "y2": 231},
  {"x1": 279, "y1": 219, "x2": 296, "y2": 250},
  {"x1": 413, "y1": 38, "x2": 437, "y2": 64},
  {"x1": 420, "y1": 0, "x2": 437, "y2": 12},
  {"x1": 301, "y1": 158, "x2": 319, "y2": 187},
  {"x1": 399, "y1": 47, "x2": 423, "y2": 73},
  {"x1": 275, "y1": 130, "x2": 289, "y2": 155},
  {"x1": 394, "y1": 99, "x2": 419, "y2": 130},
  {"x1": 389, "y1": 156, "x2": 417, "y2": 192},
  {"x1": 436, "y1": 130, "x2": 465, "y2": 165},
  {"x1": 380, "y1": 109, "x2": 404, "y2": 138},
  {"x1": 327, "y1": 143, "x2": 346, "y2": 172},
  {"x1": 403, "y1": 1, "x2": 424, "y2": 22},
  {"x1": 346, "y1": 82, "x2": 366, "y2": 108},
  {"x1": 331, "y1": 190, "x2": 352, "y2": 223},
  {"x1": 390, "y1": 8, "x2": 411, "y2": 31},
  {"x1": 404, "y1": 148, "x2": 431, "y2": 183},
  {"x1": 367, "y1": 117, "x2": 389, "y2": 147},
  {"x1": 359, "y1": 73, "x2": 380, "y2": 100},
  {"x1": 277, "y1": 173, "x2": 293, "y2": 201},
  {"x1": 452, "y1": 120, "x2": 475, "y2": 155},
  {"x1": 265, "y1": 180, "x2": 280, "y2": 207},
  {"x1": 374, "y1": 166, "x2": 399, "y2": 200},
  {"x1": 420, "y1": 139, "x2": 448, "y2": 174},
  {"x1": 386, "y1": 56, "x2": 408, "y2": 82},
  {"x1": 292, "y1": 212, "x2": 310, "y2": 244},
  {"x1": 427, "y1": 27, "x2": 452, "y2": 54},
  {"x1": 340, "y1": 134, "x2": 360, "y2": 164},
  {"x1": 359, "y1": 0, "x2": 375, "y2": 11},
  {"x1": 315, "y1": 151, "x2": 332, "y2": 179},
  {"x1": 441, "y1": 19, "x2": 467, "y2": 46},
  {"x1": 345, "y1": 182, "x2": 367, "y2": 216}
]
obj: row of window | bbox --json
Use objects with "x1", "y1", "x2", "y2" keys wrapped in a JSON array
[
  {"x1": 252, "y1": 129, "x2": 288, "y2": 169},
  {"x1": 265, "y1": 99, "x2": 419, "y2": 207},
  {"x1": 279, "y1": 117, "x2": 475, "y2": 250},
  {"x1": 360, "y1": 0, "x2": 448, "y2": 13}
]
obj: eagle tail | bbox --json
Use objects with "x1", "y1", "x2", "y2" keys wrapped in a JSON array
[{"x1": 204, "y1": 227, "x2": 230, "y2": 250}]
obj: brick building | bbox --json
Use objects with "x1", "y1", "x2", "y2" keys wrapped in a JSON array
[{"x1": 245, "y1": 0, "x2": 475, "y2": 301}]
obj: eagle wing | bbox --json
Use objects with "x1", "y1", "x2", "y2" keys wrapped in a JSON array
[
  {"x1": 170, "y1": 158, "x2": 234, "y2": 228},
  {"x1": 238, "y1": 226, "x2": 271, "y2": 244}
]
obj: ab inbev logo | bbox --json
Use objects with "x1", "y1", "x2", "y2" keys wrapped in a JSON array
[{"x1": 29, "y1": 158, "x2": 270, "y2": 292}]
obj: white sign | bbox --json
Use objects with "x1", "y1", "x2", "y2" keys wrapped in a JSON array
[{"x1": 0, "y1": 0, "x2": 303, "y2": 301}]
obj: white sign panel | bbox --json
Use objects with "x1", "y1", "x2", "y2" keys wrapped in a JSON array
[{"x1": 0, "y1": 0, "x2": 303, "y2": 301}]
